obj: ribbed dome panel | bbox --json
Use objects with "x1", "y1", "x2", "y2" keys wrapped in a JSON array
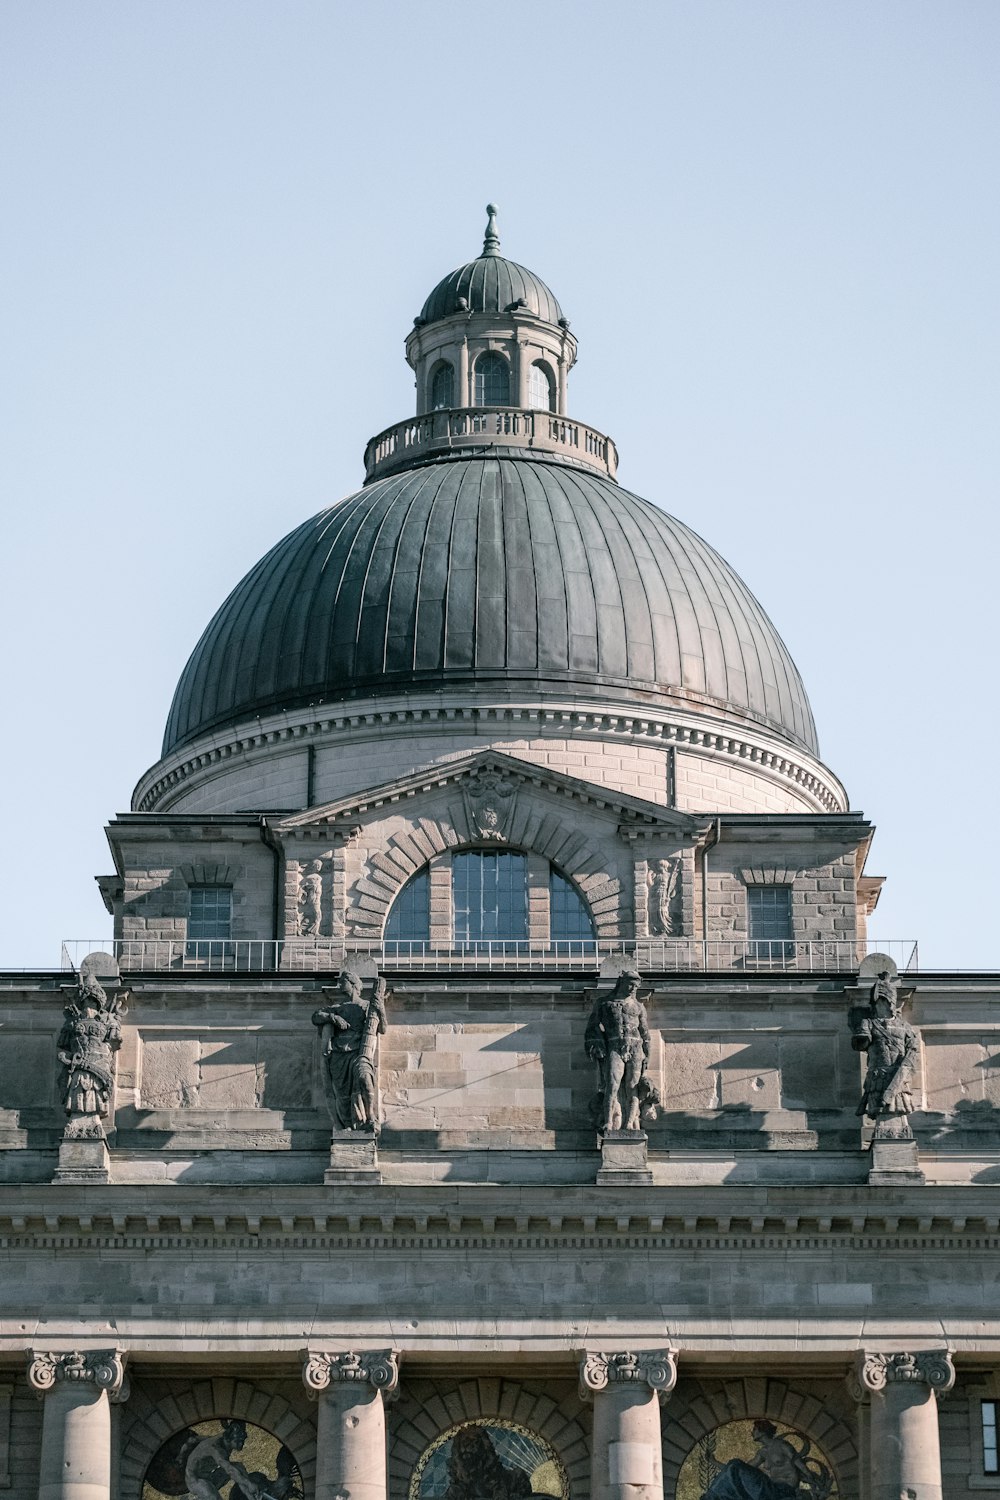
[
  {"x1": 163, "y1": 459, "x2": 819, "y2": 757},
  {"x1": 419, "y1": 256, "x2": 564, "y2": 325}
]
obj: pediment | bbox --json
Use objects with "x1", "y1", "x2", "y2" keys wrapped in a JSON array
[{"x1": 274, "y1": 750, "x2": 711, "y2": 843}]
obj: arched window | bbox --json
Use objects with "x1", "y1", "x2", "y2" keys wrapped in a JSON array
[
  {"x1": 473, "y1": 352, "x2": 510, "y2": 407},
  {"x1": 550, "y1": 869, "x2": 596, "y2": 942},
  {"x1": 384, "y1": 868, "x2": 430, "y2": 950},
  {"x1": 430, "y1": 361, "x2": 454, "y2": 410},
  {"x1": 527, "y1": 361, "x2": 556, "y2": 412},
  {"x1": 453, "y1": 851, "x2": 526, "y2": 944}
]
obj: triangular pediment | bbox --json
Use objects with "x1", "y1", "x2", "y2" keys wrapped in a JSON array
[{"x1": 275, "y1": 750, "x2": 711, "y2": 842}]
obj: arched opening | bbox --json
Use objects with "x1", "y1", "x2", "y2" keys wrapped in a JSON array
[
  {"x1": 527, "y1": 360, "x2": 556, "y2": 412},
  {"x1": 474, "y1": 351, "x2": 510, "y2": 407},
  {"x1": 430, "y1": 360, "x2": 455, "y2": 410},
  {"x1": 384, "y1": 867, "x2": 430, "y2": 952},
  {"x1": 550, "y1": 867, "x2": 596, "y2": 943}
]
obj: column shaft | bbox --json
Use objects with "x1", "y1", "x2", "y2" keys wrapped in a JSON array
[
  {"x1": 871, "y1": 1382, "x2": 944, "y2": 1500},
  {"x1": 591, "y1": 1383, "x2": 664, "y2": 1500},
  {"x1": 315, "y1": 1383, "x2": 387, "y2": 1500},
  {"x1": 38, "y1": 1384, "x2": 112, "y2": 1500}
]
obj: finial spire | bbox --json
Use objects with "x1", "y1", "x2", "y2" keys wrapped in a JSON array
[{"x1": 483, "y1": 203, "x2": 500, "y2": 257}]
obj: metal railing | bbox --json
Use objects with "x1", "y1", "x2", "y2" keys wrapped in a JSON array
[
  {"x1": 363, "y1": 406, "x2": 619, "y2": 482},
  {"x1": 61, "y1": 937, "x2": 919, "y2": 975}
]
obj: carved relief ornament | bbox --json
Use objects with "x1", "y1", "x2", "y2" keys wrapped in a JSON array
[
  {"x1": 580, "y1": 1349, "x2": 677, "y2": 1403},
  {"x1": 27, "y1": 1348, "x2": 128, "y2": 1397},
  {"x1": 855, "y1": 1350, "x2": 955, "y2": 1395},
  {"x1": 302, "y1": 1349, "x2": 399, "y2": 1396},
  {"x1": 463, "y1": 769, "x2": 517, "y2": 842}
]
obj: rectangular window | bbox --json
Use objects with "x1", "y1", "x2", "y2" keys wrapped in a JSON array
[
  {"x1": 187, "y1": 886, "x2": 233, "y2": 961},
  {"x1": 747, "y1": 885, "x2": 793, "y2": 960},
  {"x1": 984, "y1": 1400, "x2": 999, "y2": 1475},
  {"x1": 452, "y1": 851, "x2": 527, "y2": 947}
]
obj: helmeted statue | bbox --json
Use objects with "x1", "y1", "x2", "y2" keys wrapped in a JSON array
[
  {"x1": 312, "y1": 968, "x2": 388, "y2": 1131},
  {"x1": 853, "y1": 969, "x2": 918, "y2": 1122},
  {"x1": 57, "y1": 965, "x2": 124, "y2": 1126},
  {"x1": 585, "y1": 968, "x2": 660, "y2": 1133}
]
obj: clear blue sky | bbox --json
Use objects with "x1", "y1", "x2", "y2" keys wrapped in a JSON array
[{"x1": 2, "y1": 1, "x2": 997, "y2": 968}]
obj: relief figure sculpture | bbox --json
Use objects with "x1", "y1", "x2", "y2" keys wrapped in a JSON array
[
  {"x1": 57, "y1": 966, "x2": 124, "y2": 1128},
  {"x1": 312, "y1": 968, "x2": 387, "y2": 1131},
  {"x1": 585, "y1": 968, "x2": 660, "y2": 1133},
  {"x1": 852, "y1": 969, "x2": 918, "y2": 1127},
  {"x1": 297, "y1": 859, "x2": 323, "y2": 936},
  {"x1": 183, "y1": 1419, "x2": 267, "y2": 1500},
  {"x1": 649, "y1": 857, "x2": 679, "y2": 936}
]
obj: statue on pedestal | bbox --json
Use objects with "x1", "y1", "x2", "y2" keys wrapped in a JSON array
[
  {"x1": 852, "y1": 969, "x2": 919, "y2": 1129},
  {"x1": 585, "y1": 968, "x2": 660, "y2": 1133},
  {"x1": 57, "y1": 964, "x2": 124, "y2": 1135},
  {"x1": 312, "y1": 968, "x2": 387, "y2": 1131}
]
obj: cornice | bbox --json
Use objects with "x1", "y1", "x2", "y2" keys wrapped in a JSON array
[{"x1": 133, "y1": 699, "x2": 846, "y2": 816}]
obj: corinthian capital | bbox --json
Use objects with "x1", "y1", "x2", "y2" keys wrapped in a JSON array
[
  {"x1": 302, "y1": 1349, "x2": 399, "y2": 1397},
  {"x1": 27, "y1": 1349, "x2": 127, "y2": 1396},
  {"x1": 580, "y1": 1349, "x2": 677, "y2": 1403},
  {"x1": 856, "y1": 1350, "x2": 955, "y2": 1395}
]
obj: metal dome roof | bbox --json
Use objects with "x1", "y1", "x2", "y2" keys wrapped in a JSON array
[
  {"x1": 417, "y1": 204, "x2": 565, "y2": 327},
  {"x1": 162, "y1": 455, "x2": 819, "y2": 758}
]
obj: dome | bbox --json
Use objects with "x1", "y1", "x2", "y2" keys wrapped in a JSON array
[
  {"x1": 162, "y1": 455, "x2": 819, "y2": 758},
  {"x1": 417, "y1": 204, "x2": 564, "y2": 327}
]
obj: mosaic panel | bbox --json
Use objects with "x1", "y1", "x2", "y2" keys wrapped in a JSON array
[
  {"x1": 676, "y1": 1419, "x2": 838, "y2": 1500},
  {"x1": 410, "y1": 1419, "x2": 568, "y2": 1500},
  {"x1": 142, "y1": 1418, "x2": 303, "y2": 1500}
]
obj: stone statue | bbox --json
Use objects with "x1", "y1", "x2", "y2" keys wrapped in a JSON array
[
  {"x1": 297, "y1": 859, "x2": 324, "y2": 936},
  {"x1": 312, "y1": 968, "x2": 388, "y2": 1131},
  {"x1": 57, "y1": 966, "x2": 124, "y2": 1130},
  {"x1": 649, "y1": 858, "x2": 679, "y2": 936},
  {"x1": 585, "y1": 968, "x2": 660, "y2": 1133},
  {"x1": 852, "y1": 969, "x2": 918, "y2": 1123}
]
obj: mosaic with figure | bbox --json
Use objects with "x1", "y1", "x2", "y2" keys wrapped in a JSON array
[
  {"x1": 410, "y1": 1419, "x2": 568, "y2": 1500},
  {"x1": 676, "y1": 1419, "x2": 838, "y2": 1500},
  {"x1": 141, "y1": 1418, "x2": 303, "y2": 1500}
]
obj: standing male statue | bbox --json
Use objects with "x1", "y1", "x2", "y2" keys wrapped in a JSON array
[
  {"x1": 853, "y1": 969, "x2": 918, "y2": 1123},
  {"x1": 57, "y1": 965, "x2": 124, "y2": 1130},
  {"x1": 585, "y1": 968, "x2": 660, "y2": 1133},
  {"x1": 311, "y1": 968, "x2": 387, "y2": 1131},
  {"x1": 297, "y1": 859, "x2": 323, "y2": 936}
]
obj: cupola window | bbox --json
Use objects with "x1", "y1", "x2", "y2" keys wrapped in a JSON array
[
  {"x1": 474, "y1": 352, "x2": 510, "y2": 407},
  {"x1": 430, "y1": 361, "x2": 455, "y2": 410},
  {"x1": 528, "y1": 361, "x2": 556, "y2": 412}
]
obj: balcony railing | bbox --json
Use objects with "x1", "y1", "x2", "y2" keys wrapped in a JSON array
[
  {"x1": 60, "y1": 937, "x2": 919, "y2": 976},
  {"x1": 363, "y1": 407, "x2": 619, "y2": 483}
]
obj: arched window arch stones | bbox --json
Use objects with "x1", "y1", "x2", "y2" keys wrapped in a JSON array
[
  {"x1": 661, "y1": 1374, "x2": 858, "y2": 1498},
  {"x1": 119, "y1": 1376, "x2": 317, "y2": 1499},
  {"x1": 350, "y1": 810, "x2": 623, "y2": 945},
  {"x1": 389, "y1": 1374, "x2": 591, "y2": 1500}
]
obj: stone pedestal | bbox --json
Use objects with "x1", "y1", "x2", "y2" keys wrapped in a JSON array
[
  {"x1": 54, "y1": 1122, "x2": 110, "y2": 1185},
  {"x1": 856, "y1": 1350, "x2": 954, "y2": 1500},
  {"x1": 303, "y1": 1349, "x2": 398, "y2": 1500},
  {"x1": 580, "y1": 1350, "x2": 676, "y2": 1500},
  {"x1": 325, "y1": 1130, "x2": 380, "y2": 1184},
  {"x1": 868, "y1": 1120, "x2": 923, "y2": 1185},
  {"x1": 597, "y1": 1130, "x2": 652, "y2": 1185},
  {"x1": 27, "y1": 1349, "x2": 127, "y2": 1500}
]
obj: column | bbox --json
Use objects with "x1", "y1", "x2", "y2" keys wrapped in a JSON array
[
  {"x1": 580, "y1": 1349, "x2": 677, "y2": 1500},
  {"x1": 856, "y1": 1349, "x2": 955, "y2": 1500},
  {"x1": 303, "y1": 1349, "x2": 398, "y2": 1500},
  {"x1": 27, "y1": 1350, "x2": 127, "y2": 1500}
]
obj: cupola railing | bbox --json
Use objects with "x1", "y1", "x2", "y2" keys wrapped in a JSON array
[{"x1": 363, "y1": 407, "x2": 618, "y2": 484}]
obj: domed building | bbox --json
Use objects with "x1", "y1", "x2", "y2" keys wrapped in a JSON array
[{"x1": 0, "y1": 210, "x2": 994, "y2": 1500}]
